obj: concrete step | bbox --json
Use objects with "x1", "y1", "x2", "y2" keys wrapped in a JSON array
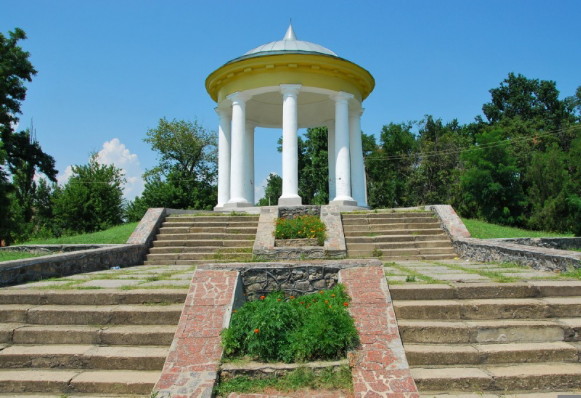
[
  {"x1": 348, "y1": 247, "x2": 457, "y2": 258},
  {"x1": 0, "y1": 369, "x2": 159, "y2": 394},
  {"x1": 149, "y1": 246, "x2": 252, "y2": 254},
  {"x1": 411, "y1": 363, "x2": 581, "y2": 392},
  {"x1": 0, "y1": 344, "x2": 168, "y2": 370},
  {"x1": 342, "y1": 216, "x2": 438, "y2": 225},
  {"x1": 404, "y1": 341, "x2": 580, "y2": 365},
  {"x1": 152, "y1": 239, "x2": 253, "y2": 248},
  {"x1": 343, "y1": 222, "x2": 441, "y2": 230},
  {"x1": 341, "y1": 212, "x2": 433, "y2": 219},
  {"x1": 397, "y1": 318, "x2": 579, "y2": 344},
  {"x1": 143, "y1": 259, "x2": 248, "y2": 266},
  {"x1": 158, "y1": 226, "x2": 257, "y2": 234},
  {"x1": 344, "y1": 228, "x2": 445, "y2": 237},
  {"x1": 346, "y1": 234, "x2": 448, "y2": 243},
  {"x1": 0, "y1": 304, "x2": 182, "y2": 325},
  {"x1": 418, "y1": 392, "x2": 581, "y2": 398},
  {"x1": 0, "y1": 289, "x2": 186, "y2": 305},
  {"x1": 393, "y1": 297, "x2": 581, "y2": 320},
  {"x1": 145, "y1": 252, "x2": 253, "y2": 261},
  {"x1": 164, "y1": 216, "x2": 259, "y2": 223},
  {"x1": 155, "y1": 232, "x2": 256, "y2": 240},
  {"x1": 346, "y1": 240, "x2": 453, "y2": 251}
]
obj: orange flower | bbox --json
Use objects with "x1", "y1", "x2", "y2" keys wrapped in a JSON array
[
  {"x1": 324, "y1": 300, "x2": 329, "y2": 304},
  {"x1": 233, "y1": 310, "x2": 237, "y2": 313},
  {"x1": 277, "y1": 298, "x2": 281, "y2": 302},
  {"x1": 290, "y1": 296, "x2": 295, "y2": 299},
  {"x1": 319, "y1": 291, "x2": 324, "y2": 294},
  {"x1": 260, "y1": 295, "x2": 265, "y2": 300},
  {"x1": 343, "y1": 302, "x2": 349, "y2": 307},
  {"x1": 254, "y1": 328, "x2": 260, "y2": 334},
  {"x1": 331, "y1": 294, "x2": 335, "y2": 297}
]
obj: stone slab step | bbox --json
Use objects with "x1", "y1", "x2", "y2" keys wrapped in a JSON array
[
  {"x1": 347, "y1": 234, "x2": 449, "y2": 243},
  {"x1": 404, "y1": 341, "x2": 579, "y2": 365},
  {"x1": 155, "y1": 233, "x2": 256, "y2": 240},
  {"x1": 158, "y1": 226, "x2": 257, "y2": 234},
  {"x1": 161, "y1": 222, "x2": 257, "y2": 229},
  {"x1": 145, "y1": 252, "x2": 252, "y2": 261},
  {"x1": 351, "y1": 254, "x2": 456, "y2": 261},
  {"x1": 418, "y1": 392, "x2": 581, "y2": 398},
  {"x1": 394, "y1": 297, "x2": 581, "y2": 320},
  {"x1": 0, "y1": 304, "x2": 182, "y2": 325},
  {"x1": 0, "y1": 344, "x2": 168, "y2": 370},
  {"x1": 389, "y1": 282, "x2": 581, "y2": 301},
  {"x1": 344, "y1": 228, "x2": 445, "y2": 237},
  {"x1": 149, "y1": 246, "x2": 252, "y2": 254},
  {"x1": 8, "y1": 324, "x2": 177, "y2": 345},
  {"x1": 411, "y1": 363, "x2": 581, "y2": 392},
  {"x1": 343, "y1": 222, "x2": 441, "y2": 230},
  {"x1": 0, "y1": 290, "x2": 186, "y2": 305},
  {"x1": 349, "y1": 248, "x2": 457, "y2": 257},
  {"x1": 152, "y1": 239, "x2": 253, "y2": 248},
  {"x1": 342, "y1": 211, "x2": 431, "y2": 218},
  {"x1": 346, "y1": 241, "x2": 453, "y2": 250},
  {"x1": 342, "y1": 217, "x2": 438, "y2": 225},
  {"x1": 0, "y1": 369, "x2": 159, "y2": 394},
  {"x1": 398, "y1": 319, "x2": 581, "y2": 344},
  {"x1": 164, "y1": 216, "x2": 258, "y2": 223},
  {"x1": 143, "y1": 259, "x2": 248, "y2": 266}
]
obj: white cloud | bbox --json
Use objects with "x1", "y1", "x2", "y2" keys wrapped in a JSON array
[
  {"x1": 57, "y1": 139, "x2": 144, "y2": 200},
  {"x1": 96, "y1": 138, "x2": 144, "y2": 200}
]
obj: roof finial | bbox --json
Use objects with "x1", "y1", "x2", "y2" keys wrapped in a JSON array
[{"x1": 283, "y1": 22, "x2": 297, "y2": 41}]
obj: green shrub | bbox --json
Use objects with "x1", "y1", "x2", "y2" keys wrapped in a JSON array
[
  {"x1": 274, "y1": 215, "x2": 326, "y2": 245},
  {"x1": 222, "y1": 284, "x2": 358, "y2": 363}
]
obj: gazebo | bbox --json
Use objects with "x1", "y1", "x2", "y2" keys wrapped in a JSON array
[{"x1": 206, "y1": 25, "x2": 375, "y2": 209}]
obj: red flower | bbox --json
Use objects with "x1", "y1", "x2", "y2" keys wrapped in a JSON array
[
  {"x1": 343, "y1": 302, "x2": 349, "y2": 307},
  {"x1": 254, "y1": 328, "x2": 260, "y2": 334},
  {"x1": 259, "y1": 295, "x2": 265, "y2": 300}
]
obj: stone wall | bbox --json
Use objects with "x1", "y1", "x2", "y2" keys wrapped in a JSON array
[{"x1": 278, "y1": 205, "x2": 321, "y2": 219}]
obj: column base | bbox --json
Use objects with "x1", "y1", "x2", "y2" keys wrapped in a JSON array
[
  {"x1": 330, "y1": 199, "x2": 358, "y2": 207},
  {"x1": 224, "y1": 201, "x2": 253, "y2": 209},
  {"x1": 277, "y1": 196, "x2": 302, "y2": 206}
]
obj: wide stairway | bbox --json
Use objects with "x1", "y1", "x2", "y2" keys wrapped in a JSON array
[
  {"x1": 145, "y1": 213, "x2": 259, "y2": 265},
  {"x1": 0, "y1": 289, "x2": 184, "y2": 396},
  {"x1": 342, "y1": 210, "x2": 456, "y2": 261},
  {"x1": 391, "y1": 282, "x2": 581, "y2": 396}
]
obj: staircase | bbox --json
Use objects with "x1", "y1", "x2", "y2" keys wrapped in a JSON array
[
  {"x1": 342, "y1": 211, "x2": 456, "y2": 261},
  {"x1": 0, "y1": 289, "x2": 184, "y2": 396},
  {"x1": 391, "y1": 282, "x2": 581, "y2": 396},
  {"x1": 145, "y1": 213, "x2": 259, "y2": 265}
]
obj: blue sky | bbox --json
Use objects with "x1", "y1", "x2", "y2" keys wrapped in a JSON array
[{"x1": 2, "y1": 0, "x2": 580, "y2": 201}]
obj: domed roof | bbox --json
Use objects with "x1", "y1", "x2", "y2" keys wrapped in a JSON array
[{"x1": 243, "y1": 25, "x2": 337, "y2": 57}]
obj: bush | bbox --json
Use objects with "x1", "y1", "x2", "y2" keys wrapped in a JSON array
[
  {"x1": 274, "y1": 215, "x2": 326, "y2": 245},
  {"x1": 222, "y1": 285, "x2": 358, "y2": 363}
]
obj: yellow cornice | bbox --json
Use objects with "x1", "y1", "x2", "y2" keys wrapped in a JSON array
[{"x1": 205, "y1": 53, "x2": 375, "y2": 103}]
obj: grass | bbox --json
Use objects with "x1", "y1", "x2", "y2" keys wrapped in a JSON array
[
  {"x1": 214, "y1": 366, "x2": 352, "y2": 397},
  {"x1": 0, "y1": 251, "x2": 50, "y2": 262},
  {"x1": 561, "y1": 268, "x2": 581, "y2": 280},
  {"x1": 385, "y1": 262, "x2": 441, "y2": 284},
  {"x1": 462, "y1": 218, "x2": 573, "y2": 239},
  {"x1": 434, "y1": 261, "x2": 519, "y2": 283},
  {"x1": 19, "y1": 222, "x2": 139, "y2": 245}
]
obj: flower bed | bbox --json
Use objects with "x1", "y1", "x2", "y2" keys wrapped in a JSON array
[
  {"x1": 221, "y1": 284, "x2": 358, "y2": 363},
  {"x1": 274, "y1": 215, "x2": 326, "y2": 246}
]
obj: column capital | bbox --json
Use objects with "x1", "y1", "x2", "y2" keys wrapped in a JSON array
[
  {"x1": 349, "y1": 103, "x2": 364, "y2": 117},
  {"x1": 330, "y1": 91, "x2": 354, "y2": 103},
  {"x1": 227, "y1": 91, "x2": 251, "y2": 104},
  {"x1": 214, "y1": 105, "x2": 231, "y2": 118},
  {"x1": 280, "y1": 84, "x2": 302, "y2": 97}
]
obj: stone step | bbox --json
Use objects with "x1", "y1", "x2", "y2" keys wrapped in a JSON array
[
  {"x1": 0, "y1": 304, "x2": 182, "y2": 325},
  {"x1": 0, "y1": 289, "x2": 186, "y2": 305},
  {"x1": 404, "y1": 341, "x2": 580, "y2": 366},
  {"x1": 155, "y1": 232, "x2": 256, "y2": 240},
  {"x1": 348, "y1": 247, "x2": 457, "y2": 258},
  {"x1": 346, "y1": 240, "x2": 454, "y2": 251},
  {"x1": 3, "y1": 324, "x2": 177, "y2": 345},
  {"x1": 0, "y1": 368, "x2": 159, "y2": 394},
  {"x1": 143, "y1": 259, "x2": 245, "y2": 266},
  {"x1": 393, "y1": 297, "x2": 581, "y2": 320},
  {"x1": 410, "y1": 363, "x2": 581, "y2": 392},
  {"x1": 164, "y1": 216, "x2": 259, "y2": 223},
  {"x1": 398, "y1": 318, "x2": 581, "y2": 344},
  {"x1": 149, "y1": 246, "x2": 252, "y2": 254},
  {"x1": 353, "y1": 253, "x2": 457, "y2": 261},
  {"x1": 389, "y1": 282, "x2": 581, "y2": 301},
  {"x1": 145, "y1": 252, "x2": 253, "y2": 261},
  {"x1": 341, "y1": 212, "x2": 432, "y2": 219},
  {"x1": 344, "y1": 228, "x2": 445, "y2": 237},
  {"x1": 346, "y1": 234, "x2": 448, "y2": 243},
  {"x1": 0, "y1": 344, "x2": 168, "y2": 370},
  {"x1": 158, "y1": 226, "x2": 257, "y2": 234},
  {"x1": 152, "y1": 239, "x2": 253, "y2": 248},
  {"x1": 342, "y1": 221, "x2": 440, "y2": 229}
]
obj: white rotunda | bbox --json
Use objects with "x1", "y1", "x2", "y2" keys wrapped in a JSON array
[{"x1": 206, "y1": 25, "x2": 375, "y2": 209}]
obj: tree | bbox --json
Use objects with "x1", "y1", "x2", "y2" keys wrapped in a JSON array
[
  {"x1": 53, "y1": 155, "x2": 125, "y2": 234},
  {"x1": 128, "y1": 118, "x2": 217, "y2": 219},
  {"x1": 298, "y1": 127, "x2": 329, "y2": 204},
  {"x1": 257, "y1": 173, "x2": 282, "y2": 206}
]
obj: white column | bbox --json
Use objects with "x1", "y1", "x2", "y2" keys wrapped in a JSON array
[
  {"x1": 214, "y1": 105, "x2": 231, "y2": 209},
  {"x1": 226, "y1": 92, "x2": 251, "y2": 207},
  {"x1": 278, "y1": 84, "x2": 302, "y2": 206},
  {"x1": 331, "y1": 92, "x2": 356, "y2": 205},
  {"x1": 349, "y1": 105, "x2": 367, "y2": 207},
  {"x1": 326, "y1": 120, "x2": 336, "y2": 202},
  {"x1": 245, "y1": 122, "x2": 255, "y2": 205}
]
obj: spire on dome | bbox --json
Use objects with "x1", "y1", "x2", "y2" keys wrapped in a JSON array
[{"x1": 283, "y1": 24, "x2": 297, "y2": 41}]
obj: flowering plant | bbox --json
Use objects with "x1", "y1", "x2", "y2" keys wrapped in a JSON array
[{"x1": 274, "y1": 215, "x2": 326, "y2": 246}]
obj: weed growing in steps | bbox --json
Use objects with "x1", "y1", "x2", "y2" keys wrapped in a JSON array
[
  {"x1": 433, "y1": 261, "x2": 519, "y2": 283},
  {"x1": 222, "y1": 285, "x2": 358, "y2": 363},
  {"x1": 214, "y1": 365, "x2": 352, "y2": 397},
  {"x1": 384, "y1": 262, "x2": 441, "y2": 284}
]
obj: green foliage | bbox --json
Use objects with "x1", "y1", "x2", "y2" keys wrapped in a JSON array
[
  {"x1": 299, "y1": 127, "x2": 329, "y2": 204},
  {"x1": 20, "y1": 222, "x2": 138, "y2": 245},
  {"x1": 52, "y1": 155, "x2": 125, "y2": 235},
  {"x1": 274, "y1": 215, "x2": 326, "y2": 245},
  {"x1": 257, "y1": 173, "x2": 282, "y2": 206},
  {"x1": 462, "y1": 218, "x2": 573, "y2": 239},
  {"x1": 221, "y1": 285, "x2": 358, "y2": 363},
  {"x1": 214, "y1": 365, "x2": 352, "y2": 397}
]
